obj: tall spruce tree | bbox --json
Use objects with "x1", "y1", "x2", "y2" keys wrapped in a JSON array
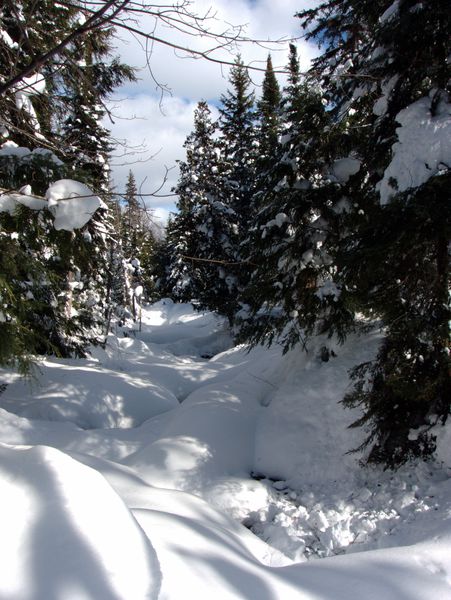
[
  {"x1": 163, "y1": 101, "x2": 239, "y2": 321},
  {"x1": 298, "y1": 0, "x2": 451, "y2": 465},
  {"x1": 122, "y1": 170, "x2": 139, "y2": 259},
  {"x1": 120, "y1": 170, "x2": 156, "y2": 314},
  {"x1": 255, "y1": 55, "x2": 281, "y2": 182},
  {"x1": 59, "y1": 25, "x2": 135, "y2": 192},
  {"x1": 237, "y1": 44, "x2": 356, "y2": 351},
  {"x1": 0, "y1": 2, "x2": 135, "y2": 366},
  {"x1": 56, "y1": 21, "x2": 136, "y2": 332},
  {"x1": 219, "y1": 56, "x2": 256, "y2": 226}
]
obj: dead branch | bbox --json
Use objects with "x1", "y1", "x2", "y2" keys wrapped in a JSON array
[{"x1": 181, "y1": 255, "x2": 257, "y2": 267}]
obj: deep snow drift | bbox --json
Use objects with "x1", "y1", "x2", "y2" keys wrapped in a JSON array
[{"x1": 0, "y1": 300, "x2": 450, "y2": 599}]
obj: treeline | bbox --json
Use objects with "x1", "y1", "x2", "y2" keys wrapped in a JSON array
[
  {"x1": 156, "y1": 0, "x2": 450, "y2": 467},
  {"x1": 0, "y1": 0, "x2": 449, "y2": 469},
  {"x1": 0, "y1": 1, "x2": 156, "y2": 370}
]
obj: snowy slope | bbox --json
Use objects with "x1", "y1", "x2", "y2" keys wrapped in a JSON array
[{"x1": 0, "y1": 300, "x2": 450, "y2": 599}]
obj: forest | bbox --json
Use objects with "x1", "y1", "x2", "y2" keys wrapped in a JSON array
[{"x1": 0, "y1": 1, "x2": 450, "y2": 599}]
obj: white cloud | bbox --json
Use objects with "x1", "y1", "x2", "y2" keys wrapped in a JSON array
[
  {"x1": 108, "y1": 0, "x2": 321, "y2": 215},
  {"x1": 152, "y1": 207, "x2": 171, "y2": 226},
  {"x1": 108, "y1": 95, "x2": 198, "y2": 213}
]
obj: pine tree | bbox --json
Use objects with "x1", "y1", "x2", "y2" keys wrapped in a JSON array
[
  {"x1": 255, "y1": 55, "x2": 281, "y2": 182},
  {"x1": 0, "y1": 0, "x2": 79, "y2": 149},
  {"x1": 0, "y1": 2, "x2": 136, "y2": 367},
  {"x1": 163, "y1": 101, "x2": 240, "y2": 321},
  {"x1": 58, "y1": 26, "x2": 135, "y2": 192},
  {"x1": 219, "y1": 56, "x2": 256, "y2": 225},
  {"x1": 122, "y1": 170, "x2": 141, "y2": 258},
  {"x1": 237, "y1": 44, "x2": 356, "y2": 351},
  {"x1": 298, "y1": 0, "x2": 451, "y2": 465},
  {"x1": 119, "y1": 170, "x2": 156, "y2": 317}
]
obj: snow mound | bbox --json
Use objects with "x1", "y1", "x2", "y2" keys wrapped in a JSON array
[
  {"x1": 0, "y1": 359, "x2": 178, "y2": 429},
  {"x1": 254, "y1": 334, "x2": 380, "y2": 487},
  {"x1": 137, "y1": 299, "x2": 232, "y2": 358},
  {"x1": 1, "y1": 303, "x2": 451, "y2": 599},
  {"x1": 0, "y1": 443, "x2": 160, "y2": 600}
]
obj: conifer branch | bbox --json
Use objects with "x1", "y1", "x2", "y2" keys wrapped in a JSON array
[{"x1": 0, "y1": 0, "x2": 130, "y2": 97}]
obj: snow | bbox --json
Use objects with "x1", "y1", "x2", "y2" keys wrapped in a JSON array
[
  {"x1": 46, "y1": 179, "x2": 106, "y2": 231},
  {"x1": 264, "y1": 212, "x2": 289, "y2": 228},
  {"x1": 379, "y1": 95, "x2": 451, "y2": 204},
  {"x1": 0, "y1": 301, "x2": 451, "y2": 599},
  {"x1": 0, "y1": 178, "x2": 105, "y2": 229},
  {"x1": 329, "y1": 157, "x2": 361, "y2": 183},
  {"x1": 0, "y1": 140, "x2": 63, "y2": 165},
  {"x1": 373, "y1": 75, "x2": 399, "y2": 117},
  {"x1": 380, "y1": 0, "x2": 399, "y2": 23},
  {"x1": 0, "y1": 191, "x2": 47, "y2": 214},
  {"x1": 0, "y1": 444, "x2": 160, "y2": 600},
  {"x1": 315, "y1": 279, "x2": 341, "y2": 302},
  {"x1": 0, "y1": 28, "x2": 18, "y2": 49},
  {"x1": 13, "y1": 74, "x2": 46, "y2": 135}
]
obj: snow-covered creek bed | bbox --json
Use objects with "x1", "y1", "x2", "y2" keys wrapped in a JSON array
[{"x1": 1, "y1": 300, "x2": 450, "y2": 599}]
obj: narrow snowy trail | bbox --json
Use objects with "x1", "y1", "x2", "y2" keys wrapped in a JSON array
[{"x1": 1, "y1": 300, "x2": 451, "y2": 599}]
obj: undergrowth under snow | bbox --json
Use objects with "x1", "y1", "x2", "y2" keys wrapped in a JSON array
[{"x1": 0, "y1": 300, "x2": 450, "y2": 599}]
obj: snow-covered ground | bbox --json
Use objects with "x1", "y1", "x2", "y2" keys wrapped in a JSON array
[{"x1": 1, "y1": 300, "x2": 450, "y2": 599}]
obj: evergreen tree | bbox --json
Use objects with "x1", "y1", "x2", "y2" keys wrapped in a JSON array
[
  {"x1": 122, "y1": 170, "x2": 142, "y2": 258},
  {"x1": 163, "y1": 101, "x2": 240, "y2": 321},
  {"x1": 59, "y1": 26, "x2": 135, "y2": 192},
  {"x1": 119, "y1": 170, "x2": 156, "y2": 317},
  {"x1": 0, "y1": 2, "x2": 135, "y2": 367},
  {"x1": 0, "y1": 0, "x2": 78, "y2": 148},
  {"x1": 255, "y1": 55, "x2": 281, "y2": 181},
  {"x1": 219, "y1": 56, "x2": 256, "y2": 225},
  {"x1": 237, "y1": 44, "x2": 356, "y2": 351},
  {"x1": 55, "y1": 21, "x2": 136, "y2": 330},
  {"x1": 298, "y1": 0, "x2": 451, "y2": 465}
]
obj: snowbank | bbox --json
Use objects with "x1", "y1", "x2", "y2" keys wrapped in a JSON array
[
  {"x1": 0, "y1": 443, "x2": 160, "y2": 600},
  {"x1": 1, "y1": 358, "x2": 178, "y2": 429},
  {"x1": 1, "y1": 301, "x2": 450, "y2": 599}
]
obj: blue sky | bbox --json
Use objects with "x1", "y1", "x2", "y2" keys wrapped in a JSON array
[{"x1": 108, "y1": 0, "x2": 319, "y2": 223}]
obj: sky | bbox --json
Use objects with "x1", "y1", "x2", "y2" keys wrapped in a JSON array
[{"x1": 107, "y1": 0, "x2": 319, "y2": 224}]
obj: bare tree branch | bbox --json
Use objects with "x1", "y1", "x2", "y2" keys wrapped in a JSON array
[
  {"x1": 0, "y1": 0, "x2": 297, "y2": 99},
  {"x1": 0, "y1": 0, "x2": 131, "y2": 96}
]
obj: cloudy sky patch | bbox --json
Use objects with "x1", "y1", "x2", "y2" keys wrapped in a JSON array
[{"x1": 107, "y1": 0, "x2": 319, "y2": 220}]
